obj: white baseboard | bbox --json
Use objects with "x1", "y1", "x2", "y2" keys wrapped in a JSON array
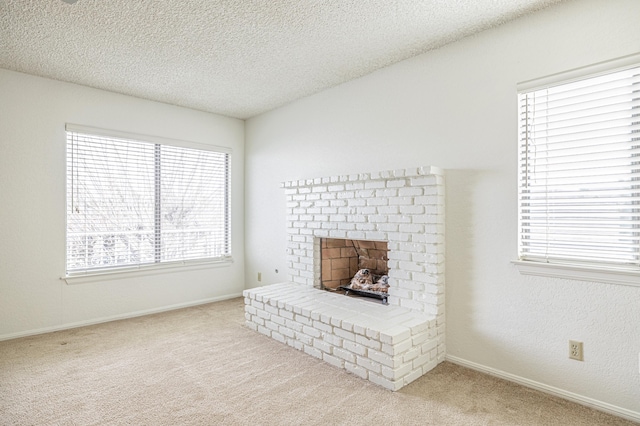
[
  {"x1": 445, "y1": 355, "x2": 640, "y2": 424},
  {"x1": 0, "y1": 293, "x2": 243, "y2": 342}
]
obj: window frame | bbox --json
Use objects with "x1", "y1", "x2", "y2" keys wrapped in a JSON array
[
  {"x1": 63, "y1": 124, "x2": 233, "y2": 283},
  {"x1": 514, "y1": 53, "x2": 640, "y2": 287}
]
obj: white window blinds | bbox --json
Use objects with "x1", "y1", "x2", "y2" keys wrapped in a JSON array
[
  {"x1": 66, "y1": 128, "x2": 231, "y2": 274},
  {"x1": 518, "y1": 64, "x2": 640, "y2": 270}
]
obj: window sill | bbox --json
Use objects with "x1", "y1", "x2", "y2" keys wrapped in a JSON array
[
  {"x1": 62, "y1": 257, "x2": 234, "y2": 285},
  {"x1": 512, "y1": 260, "x2": 640, "y2": 287}
]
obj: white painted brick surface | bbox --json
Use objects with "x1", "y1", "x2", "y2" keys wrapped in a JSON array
[
  {"x1": 345, "y1": 362, "x2": 369, "y2": 380},
  {"x1": 272, "y1": 331, "x2": 286, "y2": 344},
  {"x1": 404, "y1": 367, "x2": 425, "y2": 386},
  {"x1": 323, "y1": 353, "x2": 345, "y2": 369},
  {"x1": 334, "y1": 328, "x2": 356, "y2": 342},
  {"x1": 322, "y1": 333, "x2": 343, "y2": 347},
  {"x1": 369, "y1": 372, "x2": 402, "y2": 391},
  {"x1": 313, "y1": 339, "x2": 333, "y2": 354},
  {"x1": 304, "y1": 345, "x2": 323, "y2": 359},
  {"x1": 343, "y1": 340, "x2": 367, "y2": 356},
  {"x1": 381, "y1": 362, "x2": 413, "y2": 379},
  {"x1": 357, "y1": 356, "x2": 382, "y2": 374},
  {"x1": 247, "y1": 167, "x2": 444, "y2": 391},
  {"x1": 334, "y1": 347, "x2": 356, "y2": 363},
  {"x1": 295, "y1": 332, "x2": 313, "y2": 346}
]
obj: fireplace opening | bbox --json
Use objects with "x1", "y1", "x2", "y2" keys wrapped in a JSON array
[{"x1": 320, "y1": 238, "x2": 388, "y2": 293}]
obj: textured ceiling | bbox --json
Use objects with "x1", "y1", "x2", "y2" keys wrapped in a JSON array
[{"x1": 0, "y1": 0, "x2": 564, "y2": 119}]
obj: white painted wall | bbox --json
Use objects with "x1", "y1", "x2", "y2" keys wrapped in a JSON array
[
  {"x1": 245, "y1": 0, "x2": 640, "y2": 418},
  {"x1": 0, "y1": 69, "x2": 245, "y2": 340}
]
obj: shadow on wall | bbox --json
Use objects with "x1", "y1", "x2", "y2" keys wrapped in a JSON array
[
  {"x1": 444, "y1": 169, "x2": 483, "y2": 354},
  {"x1": 445, "y1": 168, "x2": 525, "y2": 364}
]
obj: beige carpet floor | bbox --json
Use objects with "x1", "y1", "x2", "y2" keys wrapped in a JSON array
[{"x1": 0, "y1": 297, "x2": 636, "y2": 426}]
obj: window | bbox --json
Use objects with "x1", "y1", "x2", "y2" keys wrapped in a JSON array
[
  {"x1": 517, "y1": 59, "x2": 640, "y2": 278},
  {"x1": 66, "y1": 125, "x2": 231, "y2": 275}
]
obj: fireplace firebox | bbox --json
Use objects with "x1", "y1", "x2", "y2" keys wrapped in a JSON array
[
  {"x1": 320, "y1": 238, "x2": 388, "y2": 289},
  {"x1": 321, "y1": 237, "x2": 390, "y2": 303}
]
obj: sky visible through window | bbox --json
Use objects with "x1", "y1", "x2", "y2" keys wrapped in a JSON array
[{"x1": 66, "y1": 133, "x2": 229, "y2": 273}]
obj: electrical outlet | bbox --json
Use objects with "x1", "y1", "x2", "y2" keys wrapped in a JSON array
[
  {"x1": 569, "y1": 340, "x2": 583, "y2": 361},
  {"x1": 257, "y1": 272, "x2": 262, "y2": 282}
]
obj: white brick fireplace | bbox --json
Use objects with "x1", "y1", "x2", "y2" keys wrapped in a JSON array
[{"x1": 244, "y1": 166, "x2": 445, "y2": 390}]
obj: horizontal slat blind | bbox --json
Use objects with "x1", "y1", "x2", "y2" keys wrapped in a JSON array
[
  {"x1": 518, "y1": 64, "x2": 640, "y2": 269},
  {"x1": 66, "y1": 131, "x2": 230, "y2": 274},
  {"x1": 159, "y1": 144, "x2": 230, "y2": 263}
]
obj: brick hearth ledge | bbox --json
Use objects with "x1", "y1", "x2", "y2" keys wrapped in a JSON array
[{"x1": 243, "y1": 283, "x2": 439, "y2": 391}]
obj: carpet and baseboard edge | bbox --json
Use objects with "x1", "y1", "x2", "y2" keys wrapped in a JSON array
[
  {"x1": 446, "y1": 355, "x2": 640, "y2": 423},
  {"x1": 0, "y1": 293, "x2": 244, "y2": 342}
]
